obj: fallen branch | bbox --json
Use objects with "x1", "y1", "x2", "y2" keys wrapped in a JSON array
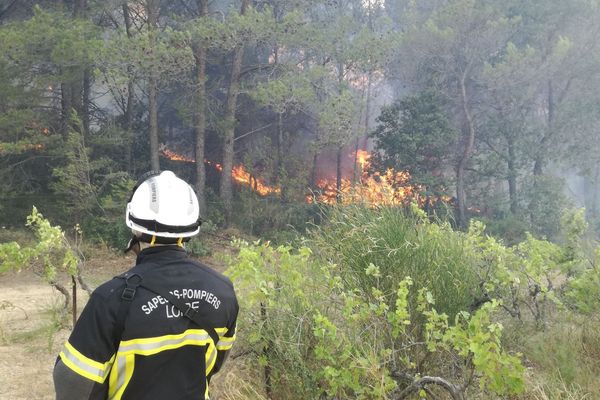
[
  {"x1": 393, "y1": 373, "x2": 465, "y2": 400},
  {"x1": 50, "y1": 280, "x2": 71, "y2": 310}
]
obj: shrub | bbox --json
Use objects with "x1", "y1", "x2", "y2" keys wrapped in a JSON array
[
  {"x1": 309, "y1": 204, "x2": 482, "y2": 320},
  {"x1": 226, "y1": 240, "x2": 525, "y2": 399}
]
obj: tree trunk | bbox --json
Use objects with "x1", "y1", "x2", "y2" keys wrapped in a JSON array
[
  {"x1": 336, "y1": 147, "x2": 343, "y2": 203},
  {"x1": 82, "y1": 68, "x2": 91, "y2": 137},
  {"x1": 61, "y1": 82, "x2": 73, "y2": 136},
  {"x1": 353, "y1": 71, "x2": 372, "y2": 182},
  {"x1": 122, "y1": 2, "x2": 135, "y2": 175},
  {"x1": 146, "y1": 0, "x2": 160, "y2": 171},
  {"x1": 456, "y1": 71, "x2": 475, "y2": 229},
  {"x1": 220, "y1": 0, "x2": 250, "y2": 225},
  {"x1": 193, "y1": 0, "x2": 208, "y2": 216},
  {"x1": 533, "y1": 80, "x2": 554, "y2": 176},
  {"x1": 148, "y1": 77, "x2": 160, "y2": 171},
  {"x1": 276, "y1": 112, "x2": 287, "y2": 201},
  {"x1": 310, "y1": 152, "x2": 318, "y2": 189},
  {"x1": 69, "y1": 0, "x2": 86, "y2": 125},
  {"x1": 507, "y1": 135, "x2": 518, "y2": 215},
  {"x1": 584, "y1": 165, "x2": 600, "y2": 223}
]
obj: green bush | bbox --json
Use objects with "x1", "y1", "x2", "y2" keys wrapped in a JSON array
[
  {"x1": 232, "y1": 190, "x2": 321, "y2": 243},
  {"x1": 226, "y1": 239, "x2": 524, "y2": 399},
  {"x1": 309, "y1": 204, "x2": 481, "y2": 320},
  {"x1": 80, "y1": 175, "x2": 134, "y2": 250}
]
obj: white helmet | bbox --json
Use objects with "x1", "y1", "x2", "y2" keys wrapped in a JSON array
[{"x1": 125, "y1": 170, "x2": 200, "y2": 242}]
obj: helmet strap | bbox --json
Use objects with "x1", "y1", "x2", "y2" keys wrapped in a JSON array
[
  {"x1": 134, "y1": 232, "x2": 191, "y2": 245},
  {"x1": 124, "y1": 235, "x2": 141, "y2": 255}
]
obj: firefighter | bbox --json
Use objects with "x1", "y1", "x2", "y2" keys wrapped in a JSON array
[{"x1": 53, "y1": 170, "x2": 239, "y2": 400}]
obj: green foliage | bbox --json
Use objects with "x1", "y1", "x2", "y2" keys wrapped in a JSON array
[
  {"x1": 466, "y1": 219, "x2": 570, "y2": 326},
  {"x1": 227, "y1": 238, "x2": 525, "y2": 399},
  {"x1": 318, "y1": 89, "x2": 360, "y2": 148},
  {"x1": 518, "y1": 314, "x2": 600, "y2": 397},
  {"x1": 227, "y1": 241, "x2": 323, "y2": 398},
  {"x1": 51, "y1": 119, "x2": 96, "y2": 223},
  {"x1": 370, "y1": 90, "x2": 457, "y2": 190},
  {"x1": 0, "y1": 207, "x2": 78, "y2": 282},
  {"x1": 480, "y1": 214, "x2": 529, "y2": 245},
  {"x1": 186, "y1": 237, "x2": 212, "y2": 258},
  {"x1": 232, "y1": 191, "x2": 320, "y2": 242},
  {"x1": 0, "y1": 6, "x2": 100, "y2": 78},
  {"x1": 103, "y1": 26, "x2": 194, "y2": 84},
  {"x1": 524, "y1": 175, "x2": 572, "y2": 239},
  {"x1": 310, "y1": 205, "x2": 481, "y2": 320},
  {"x1": 250, "y1": 71, "x2": 317, "y2": 114}
]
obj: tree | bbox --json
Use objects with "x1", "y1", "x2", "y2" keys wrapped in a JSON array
[
  {"x1": 370, "y1": 90, "x2": 456, "y2": 193},
  {"x1": 220, "y1": 0, "x2": 251, "y2": 224},
  {"x1": 192, "y1": 0, "x2": 209, "y2": 216},
  {"x1": 102, "y1": 2, "x2": 194, "y2": 172},
  {"x1": 0, "y1": 6, "x2": 100, "y2": 224},
  {"x1": 146, "y1": 0, "x2": 161, "y2": 170},
  {"x1": 400, "y1": 0, "x2": 518, "y2": 228}
]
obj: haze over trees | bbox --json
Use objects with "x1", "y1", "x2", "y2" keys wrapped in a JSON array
[{"x1": 1, "y1": 0, "x2": 600, "y2": 238}]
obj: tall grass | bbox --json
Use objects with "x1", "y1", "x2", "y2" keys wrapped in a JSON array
[
  {"x1": 517, "y1": 314, "x2": 600, "y2": 399},
  {"x1": 310, "y1": 205, "x2": 481, "y2": 319}
]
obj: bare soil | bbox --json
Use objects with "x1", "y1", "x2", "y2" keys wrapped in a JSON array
[{"x1": 0, "y1": 247, "x2": 242, "y2": 400}]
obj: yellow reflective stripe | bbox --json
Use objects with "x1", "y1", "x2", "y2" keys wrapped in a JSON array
[
  {"x1": 205, "y1": 343, "x2": 217, "y2": 375},
  {"x1": 217, "y1": 335, "x2": 236, "y2": 351},
  {"x1": 118, "y1": 329, "x2": 212, "y2": 356},
  {"x1": 108, "y1": 357, "x2": 119, "y2": 399},
  {"x1": 59, "y1": 342, "x2": 114, "y2": 383},
  {"x1": 108, "y1": 354, "x2": 135, "y2": 400},
  {"x1": 106, "y1": 327, "x2": 229, "y2": 398}
]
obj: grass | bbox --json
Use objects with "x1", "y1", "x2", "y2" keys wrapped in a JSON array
[
  {"x1": 309, "y1": 205, "x2": 481, "y2": 319},
  {"x1": 499, "y1": 312, "x2": 600, "y2": 399},
  {"x1": 8, "y1": 299, "x2": 69, "y2": 351}
]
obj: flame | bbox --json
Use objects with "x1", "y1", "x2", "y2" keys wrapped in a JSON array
[
  {"x1": 160, "y1": 147, "x2": 452, "y2": 207},
  {"x1": 160, "y1": 148, "x2": 195, "y2": 163},
  {"x1": 160, "y1": 148, "x2": 279, "y2": 196},
  {"x1": 232, "y1": 165, "x2": 281, "y2": 196},
  {"x1": 310, "y1": 150, "x2": 451, "y2": 208},
  {"x1": 355, "y1": 149, "x2": 371, "y2": 170}
]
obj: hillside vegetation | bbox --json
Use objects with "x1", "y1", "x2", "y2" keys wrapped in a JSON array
[{"x1": 224, "y1": 205, "x2": 600, "y2": 399}]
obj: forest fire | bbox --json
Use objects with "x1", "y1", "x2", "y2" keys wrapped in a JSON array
[
  {"x1": 232, "y1": 165, "x2": 281, "y2": 196},
  {"x1": 355, "y1": 149, "x2": 370, "y2": 170},
  {"x1": 311, "y1": 150, "x2": 452, "y2": 208},
  {"x1": 161, "y1": 147, "x2": 450, "y2": 207},
  {"x1": 160, "y1": 148, "x2": 195, "y2": 163},
  {"x1": 160, "y1": 148, "x2": 279, "y2": 196}
]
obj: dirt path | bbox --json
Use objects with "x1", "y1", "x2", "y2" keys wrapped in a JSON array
[{"x1": 0, "y1": 272, "x2": 71, "y2": 400}]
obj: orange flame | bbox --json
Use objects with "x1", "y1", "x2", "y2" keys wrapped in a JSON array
[
  {"x1": 355, "y1": 149, "x2": 371, "y2": 170},
  {"x1": 160, "y1": 148, "x2": 279, "y2": 196},
  {"x1": 160, "y1": 147, "x2": 452, "y2": 207},
  {"x1": 232, "y1": 165, "x2": 281, "y2": 196},
  {"x1": 309, "y1": 150, "x2": 451, "y2": 208},
  {"x1": 160, "y1": 148, "x2": 195, "y2": 163}
]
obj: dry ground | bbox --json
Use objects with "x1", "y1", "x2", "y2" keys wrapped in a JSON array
[{"x1": 0, "y1": 246, "x2": 249, "y2": 400}]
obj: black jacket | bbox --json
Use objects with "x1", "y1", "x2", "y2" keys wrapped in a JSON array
[{"x1": 54, "y1": 246, "x2": 238, "y2": 400}]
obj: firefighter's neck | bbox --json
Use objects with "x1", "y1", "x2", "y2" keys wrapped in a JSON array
[{"x1": 138, "y1": 241, "x2": 172, "y2": 252}]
